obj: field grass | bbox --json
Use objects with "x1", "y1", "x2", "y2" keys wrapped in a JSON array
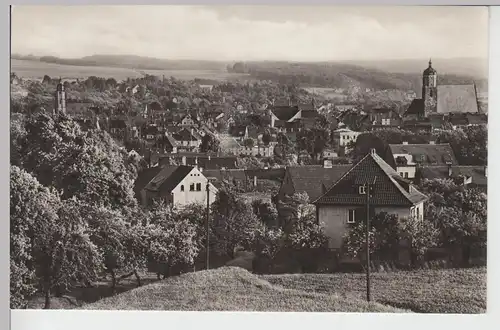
[
  {"x1": 83, "y1": 267, "x2": 405, "y2": 312},
  {"x1": 262, "y1": 267, "x2": 486, "y2": 314},
  {"x1": 11, "y1": 59, "x2": 250, "y2": 82}
]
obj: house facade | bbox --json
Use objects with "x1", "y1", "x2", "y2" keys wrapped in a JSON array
[
  {"x1": 385, "y1": 142, "x2": 459, "y2": 180},
  {"x1": 313, "y1": 149, "x2": 427, "y2": 250},
  {"x1": 135, "y1": 165, "x2": 218, "y2": 208}
]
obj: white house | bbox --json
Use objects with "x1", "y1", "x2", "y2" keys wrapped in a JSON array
[
  {"x1": 135, "y1": 165, "x2": 218, "y2": 208},
  {"x1": 333, "y1": 128, "x2": 362, "y2": 148}
]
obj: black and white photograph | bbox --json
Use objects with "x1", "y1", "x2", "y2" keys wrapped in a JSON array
[{"x1": 9, "y1": 5, "x2": 489, "y2": 314}]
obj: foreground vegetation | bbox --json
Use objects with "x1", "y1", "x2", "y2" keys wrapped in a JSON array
[
  {"x1": 83, "y1": 267, "x2": 405, "y2": 312},
  {"x1": 263, "y1": 267, "x2": 486, "y2": 314}
]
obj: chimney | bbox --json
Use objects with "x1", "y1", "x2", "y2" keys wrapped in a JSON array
[
  {"x1": 402, "y1": 141, "x2": 408, "y2": 145},
  {"x1": 370, "y1": 148, "x2": 377, "y2": 156},
  {"x1": 182, "y1": 156, "x2": 187, "y2": 166},
  {"x1": 254, "y1": 176, "x2": 257, "y2": 187},
  {"x1": 208, "y1": 155, "x2": 211, "y2": 161},
  {"x1": 448, "y1": 163, "x2": 453, "y2": 177},
  {"x1": 323, "y1": 159, "x2": 333, "y2": 168}
]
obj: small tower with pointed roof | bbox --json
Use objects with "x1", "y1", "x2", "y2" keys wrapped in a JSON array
[
  {"x1": 54, "y1": 78, "x2": 66, "y2": 115},
  {"x1": 422, "y1": 59, "x2": 437, "y2": 116}
]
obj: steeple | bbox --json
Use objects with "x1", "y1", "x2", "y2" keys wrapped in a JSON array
[{"x1": 422, "y1": 58, "x2": 438, "y2": 116}]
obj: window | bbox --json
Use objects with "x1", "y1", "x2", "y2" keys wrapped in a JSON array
[
  {"x1": 196, "y1": 183, "x2": 202, "y2": 191},
  {"x1": 347, "y1": 209, "x2": 356, "y2": 224},
  {"x1": 190, "y1": 184, "x2": 195, "y2": 191},
  {"x1": 400, "y1": 172, "x2": 404, "y2": 177},
  {"x1": 404, "y1": 172, "x2": 409, "y2": 179},
  {"x1": 416, "y1": 207, "x2": 420, "y2": 219},
  {"x1": 181, "y1": 185, "x2": 184, "y2": 192},
  {"x1": 359, "y1": 185, "x2": 366, "y2": 195}
]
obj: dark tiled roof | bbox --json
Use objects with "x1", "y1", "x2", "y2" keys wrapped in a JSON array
[
  {"x1": 144, "y1": 125, "x2": 160, "y2": 136},
  {"x1": 149, "y1": 101, "x2": 163, "y2": 112},
  {"x1": 298, "y1": 103, "x2": 315, "y2": 111},
  {"x1": 286, "y1": 165, "x2": 351, "y2": 202},
  {"x1": 144, "y1": 165, "x2": 194, "y2": 193},
  {"x1": 173, "y1": 128, "x2": 199, "y2": 141},
  {"x1": 437, "y1": 85, "x2": 479, "y2": 114},
  {"x1": 300, "y1": 110, "x2": 320, "y2": 119},
  {"x1": 314, "y1": 152, "x2": 427, "y2": 206},
  {"x1": 466, "y1": 113, "x2": 488, "y2": 125},
  {"x1": 203, "y1": 169, "x2": 247, "y2": 182},
  {"x1": 109, "y1": 119, "x2": 127, "y2": 129},
  {"x1": 271, "y1": 106, "x2": 300, "y2": 121},
  {"x1": 419, "y1": 166, "x2": 487, "y2": 187},
  {"x1": 405, "y1": 99, "x2": 424, "y2": 116},
  {"x1": 134, "y1": 166, "x2": 164, "y2": 196},
  {"x1": 388, "y1": 144, "x2": 458, "y2": 166}
]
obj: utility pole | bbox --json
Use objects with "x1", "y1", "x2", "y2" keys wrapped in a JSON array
[
  {"x1": 206, "y1": 181, "x2": 210, "y2": 270},
  {"x1": 365, "y1": 182, "x2": 371, "y2": 302},
  {"x1": 366, "y1": 177, "x2": 376, "y2": 302}
]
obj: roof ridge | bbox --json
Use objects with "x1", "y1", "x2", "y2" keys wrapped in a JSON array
[
  {"x1": 370, "y1": 153, "x2": 418, "y2": 205},
  {"x1": 311, "y1": 153, "x2": 371, "y2": 204}
]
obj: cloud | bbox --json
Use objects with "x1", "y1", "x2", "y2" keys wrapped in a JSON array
[{"x1": 11, "y1": 5, "x2": 489, "y2": 61}]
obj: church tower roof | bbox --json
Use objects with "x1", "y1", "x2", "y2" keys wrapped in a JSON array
[{"x1": 423, "y1": 59, "x2": 437, "y2": 75}]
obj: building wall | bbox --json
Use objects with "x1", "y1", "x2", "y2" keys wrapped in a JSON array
[
  {"x1": 318, "y1": 204, "x2": 413, "y2": 249},
  {"x1": 171, "y1": 167, "x2": 218, "y2": 207},
  {"x1": 395, "y1": 165, "x2": 417, "y2": 179}
]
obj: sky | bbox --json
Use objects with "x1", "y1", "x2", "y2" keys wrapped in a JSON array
[{"x1": 11, "y1": 5, "x2": 490, "y2": 62}]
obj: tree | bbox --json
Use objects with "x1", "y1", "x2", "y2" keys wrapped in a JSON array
[
  {"x1": 19, "y1": 113, "x2": 138, "y2": 211},
  {"x1": 252, "y1": 199, "x2": 279, "y2": 228},
  {"x1": 243, "y1": 138, "x2": 255, "y2": 149},
  {"x1": 342, "y1": 212, "x2": 438, "y2": 264},
  {"x1": 262, "y1": 130, "x2": 272, "y2": 146},
  {"x1": 200, "y1": 134, "x2": 220, "y2": 153},
  {"x1": 145, "y1": 201, "x2": 200, "y2": 278},
  {"x1": 11, "y1": 168, "x2": 104, "y2": 309},
  {"x1": 211, "y1": 183, "x2": 264, "y2": 258}
]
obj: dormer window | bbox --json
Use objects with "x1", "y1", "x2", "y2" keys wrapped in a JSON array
[{"x1": 359, "y1": 185, "x2": 366, "y2": 195}]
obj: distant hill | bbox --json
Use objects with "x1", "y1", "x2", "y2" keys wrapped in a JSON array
[
  {"x1": 344, "y1": 58, "x2": 488, "y2": 79},
  {"x1": 245, "y1": 60, "x2": 488, "y2": 94},
  {"x1": 14, "y1": 54, "x2": 228, "y2": 71},
  {"x1": 11, "y1": 54, "x2": 488, "y2": 93}
]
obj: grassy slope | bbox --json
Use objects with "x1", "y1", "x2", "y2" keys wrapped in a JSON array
[
  {"x1": 262, "y1": 267, "x2": 486, "y2": 314},
  {"x1": 83, "y1": 267, "x2": 405, "y2": 312}
]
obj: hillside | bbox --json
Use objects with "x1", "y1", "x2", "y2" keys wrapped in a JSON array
[
  {"x1": 246, "y1": 60, "x2": 487, "y2": 93},
  {"x1": 83, "y1": 267, "x2": 405, "y2": 312},
  {"x1": 11, "y1": 54, "x2": 488, "y2": 93}
]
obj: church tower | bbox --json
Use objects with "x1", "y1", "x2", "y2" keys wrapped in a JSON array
[
  {"x1": 54, "y1": 81, "x2": 66, "y2": 115},
  {"x1": 422, "y1": 59, "x2": 437, "y2": 116}
]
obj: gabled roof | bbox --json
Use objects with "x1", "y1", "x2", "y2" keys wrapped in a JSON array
[
  {"x1": 298, "y1": 103, "x2": 315, "y2": 111},
  {"x1": 173, "y1": 128, "x2": 199, "y2": 141},
  {"x1": 405, "y1": 99, "x2": 425, "y2": 116},
  {"x1": 300, "y1": 109, "x2": 320, "y2": 119},
  {"x1": 388, "y1": 143, "x2": 458, "y2": 166},
  {"x1": 314, "y1": 151, "x2": 427, "y2": 206},
  {"x1": 418, "y1": 165, "x2": 487, "y2": 187},
  {"x1": 437, "y1": 85, "x2": 479, "y2": 114},
  {"x1": 285, "y1": 165, "x2": 351, "y2": 202},
  {"x1": 144, "y1": 165, "x2": 194, "y2": 193},
  {"x1": 134, "y1": 166, "x2": 164, "y2": 196},
  {"x1": 271, "y1": 106, "x2": 300, "y2": 121}
]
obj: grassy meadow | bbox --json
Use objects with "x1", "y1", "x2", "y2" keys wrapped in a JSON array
[{"x1": 26, "y1": 266, "x2": 486, "y2": 313}]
